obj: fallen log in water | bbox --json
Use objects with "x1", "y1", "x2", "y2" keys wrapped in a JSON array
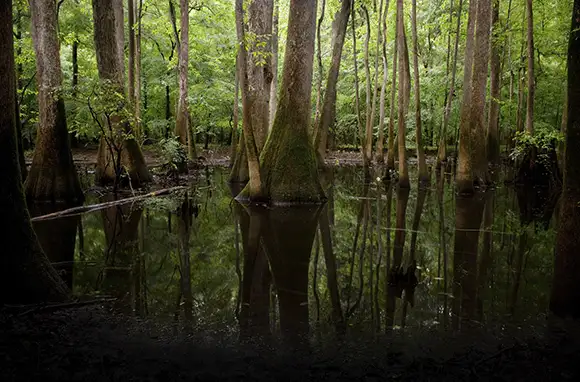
[{"x1": 31, "y1": 186, "x2": 187, "y2": 222}]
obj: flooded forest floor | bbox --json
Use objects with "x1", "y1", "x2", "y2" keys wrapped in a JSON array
[
  {"x1": 2, "y1": 303, "x2": 580, "y2": 381},
  {"x1": 7, "y1": 145, "x2": 579, "y2": 380}
]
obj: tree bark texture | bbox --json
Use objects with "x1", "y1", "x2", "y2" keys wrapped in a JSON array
[
  {"x1": 314, "y1": 0, "x2": 352, "y2": 163},
  {"x1": 396, "y1": 0, "x2": 409, "y2": 188},
  {"x1": 233, "y1": 0, "x2": 264, "y2": 198},
  {"x1": 93, "y1": 0, "x2": 151, "y2": 187},
  {"x1": 269, "y1": 0, "x2": 279, "y2": 131},
  {"x1": 386, "y1": 0, "x2": 399, "y2": 171},
  {"x1": 251, "y1": 0, "x2": 324, "y2": 203},
  {"x1": 457, "y1": 0, "x2": 491, "y2": 194},
  {"x1": 26, "y1": 0, "x2": 83, "y2": 203},
  {"x1": 0, "y1": 0, "x2": 69, "y2": 304},
  {"x1": 550, "y1": 0, "x2": 580, "y2": 319}
]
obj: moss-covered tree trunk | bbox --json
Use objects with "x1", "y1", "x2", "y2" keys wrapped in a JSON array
[
  {"x1": 93, "y1": 0, "x2": 151, "y2": 187},
  {"x1": 26, "y1": 0, "x2": 83, "y2": 203},
  {"x1": 0, "y1": 0, "x2": 68, "y2": 304},
  {"x1": 550, "y1": 0, "x2": 580, "y2": 319},
  {"x1": 244, "y1": 0, "x2": 325, "y2": 204},
  {"x1": 314, "y1": 0, "x2": 352, "y2": 163},
  {"x1": 396, "y1": 0, "x2": 410, "y2": 188}
]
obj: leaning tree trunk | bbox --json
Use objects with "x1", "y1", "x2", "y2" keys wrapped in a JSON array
[
  {"x1": 550, "y1": 0, "x2": 580, "y2": 319},
  {"x1": 92, "y1": 0, "x2": 151, "y2": 187},
  {"x1": 487, "y1": 0, "x2": 501, "y2": 167},
  {"x1": 314, "y1": 0, "x2": 352, "y2": 163},
  {"x1": 0, "y1": 0, "x2": 69, "y2": 304},
  {"x1": 396, "y1": 0, "x2": 410, "y2": 188},
  {"x1": 411, "y1": 0, "x2": 428, "y2": 183},
  {"x1": 26, "y1": 0, "x2": 83, "y2": 203},
  {"x1": 375, "y1": 0, "x2": 389, "y2": 163},
  {"x1": 244, "y1": 0, "x2": 324, "y2": 204}
]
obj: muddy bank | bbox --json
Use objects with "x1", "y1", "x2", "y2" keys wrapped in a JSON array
[{"x1": 1, "y1": 304, "x2": 579, "y2": 381}]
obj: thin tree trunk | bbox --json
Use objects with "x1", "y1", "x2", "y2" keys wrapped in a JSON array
[
  {"x1": 487, "y1": 0, "x2": 501, "y2": 167},
  {"x1": 26, "y1": 0, "x2": 83, "y2": 203},
  {"x1": 362, "y1": 5, "x2": 372, "y2": 165},
  {"x1": 386, "y1": 0, "x2": 399, "y2": 171},
  {"x1": 437, "y1": 0, "x2": 463, "y2": 169},
  {"x1": 128, "y1": 0, "x2": 136, "y2": 105},
  {"x1": 175, "y1": 0, "x2": 195, "y2": 160},
  {"x1": 231, "y1": 53, "x2": 240, "y2": 166},
  {"x1": 314, "y1": 0, "x2": 326, "y2": 136},
  {"x1": 367, "y1": 0, "x2": 384, "y2": 165},
  {"x1": 525, "y1": 0, "x2": 534, "y2": 134},
  {"x1": 314, "y1": 0, "x2": 352, "y2": 163},
  {"x1": 352, "y1": 1, "x2": 363, "y2": 151},
  {"x1": 375, "y1": 0, "x2": 389, "y2": 163},
  {"x1": 135, "y1": 0, "x2": 143, "y2": 140},
  {"x1": 396, "y1": 0, "x2": 409, "y2": 188},
  {"x1": 411, "y1": 0, "x2": 428, "y2": 182},
  {"x1": 269, "y1": 0, "x2": 279, "y2": 131}
]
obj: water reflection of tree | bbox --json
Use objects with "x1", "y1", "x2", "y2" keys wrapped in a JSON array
[
  {"x1": 100, "y1": 197, "x2": 143, "y2": 314},
  {"x1": 30, "y1": 203, "x2": 81, "y2": 290},
  {"x1": 452, "y1": 193, "x2": 485, "y2": 329},
  {"x1": 233, "y1": 201, "x2": 320, "y2": 349},
  {"x1": 176, "y1": 191, "x2": 196, "y2": 329}
]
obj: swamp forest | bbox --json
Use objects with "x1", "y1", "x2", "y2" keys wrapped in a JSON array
[{"x1": 1, "y1": 0, "x2": 580, "y2": 380}]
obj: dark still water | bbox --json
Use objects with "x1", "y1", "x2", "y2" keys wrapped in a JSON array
[{"x1": 29, "y1": 166, "x2": 558, "y2": 341}]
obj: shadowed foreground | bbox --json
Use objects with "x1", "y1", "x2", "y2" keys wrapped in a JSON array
[{"x1": 1, "y1": 304, "x2": 579, "y2": 381}]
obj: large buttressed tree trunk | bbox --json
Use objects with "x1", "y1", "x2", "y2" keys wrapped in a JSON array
[
  {"x1": 245, "y1": 0, "x2": 324, "y2": 203},
  {"x1": 456, "y1": 0, "x2": 491, "y2": 194},
  {"x1": 550, "y1": 0, "x2": 580, "y2": 319},
  {"x1": 314, "y1": 0, "x2": 352, "y2": 164},
  {"x1": 26, "y1": 0, "x2": 83, "y2": 203},
  {"x1": 93, "y1": 0, "x2": 151, "y2": 187},
  {"x1": 0, "y1": 0, "x2": 68, "y2": 304}
]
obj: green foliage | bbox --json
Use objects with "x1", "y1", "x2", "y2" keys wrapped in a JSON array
[
  {"x1": 510, "y1": 124, "x2": 564, "y2": 163},
  {"x1": 155, "y1": 137, "x2": 187, "y2": 174}
]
